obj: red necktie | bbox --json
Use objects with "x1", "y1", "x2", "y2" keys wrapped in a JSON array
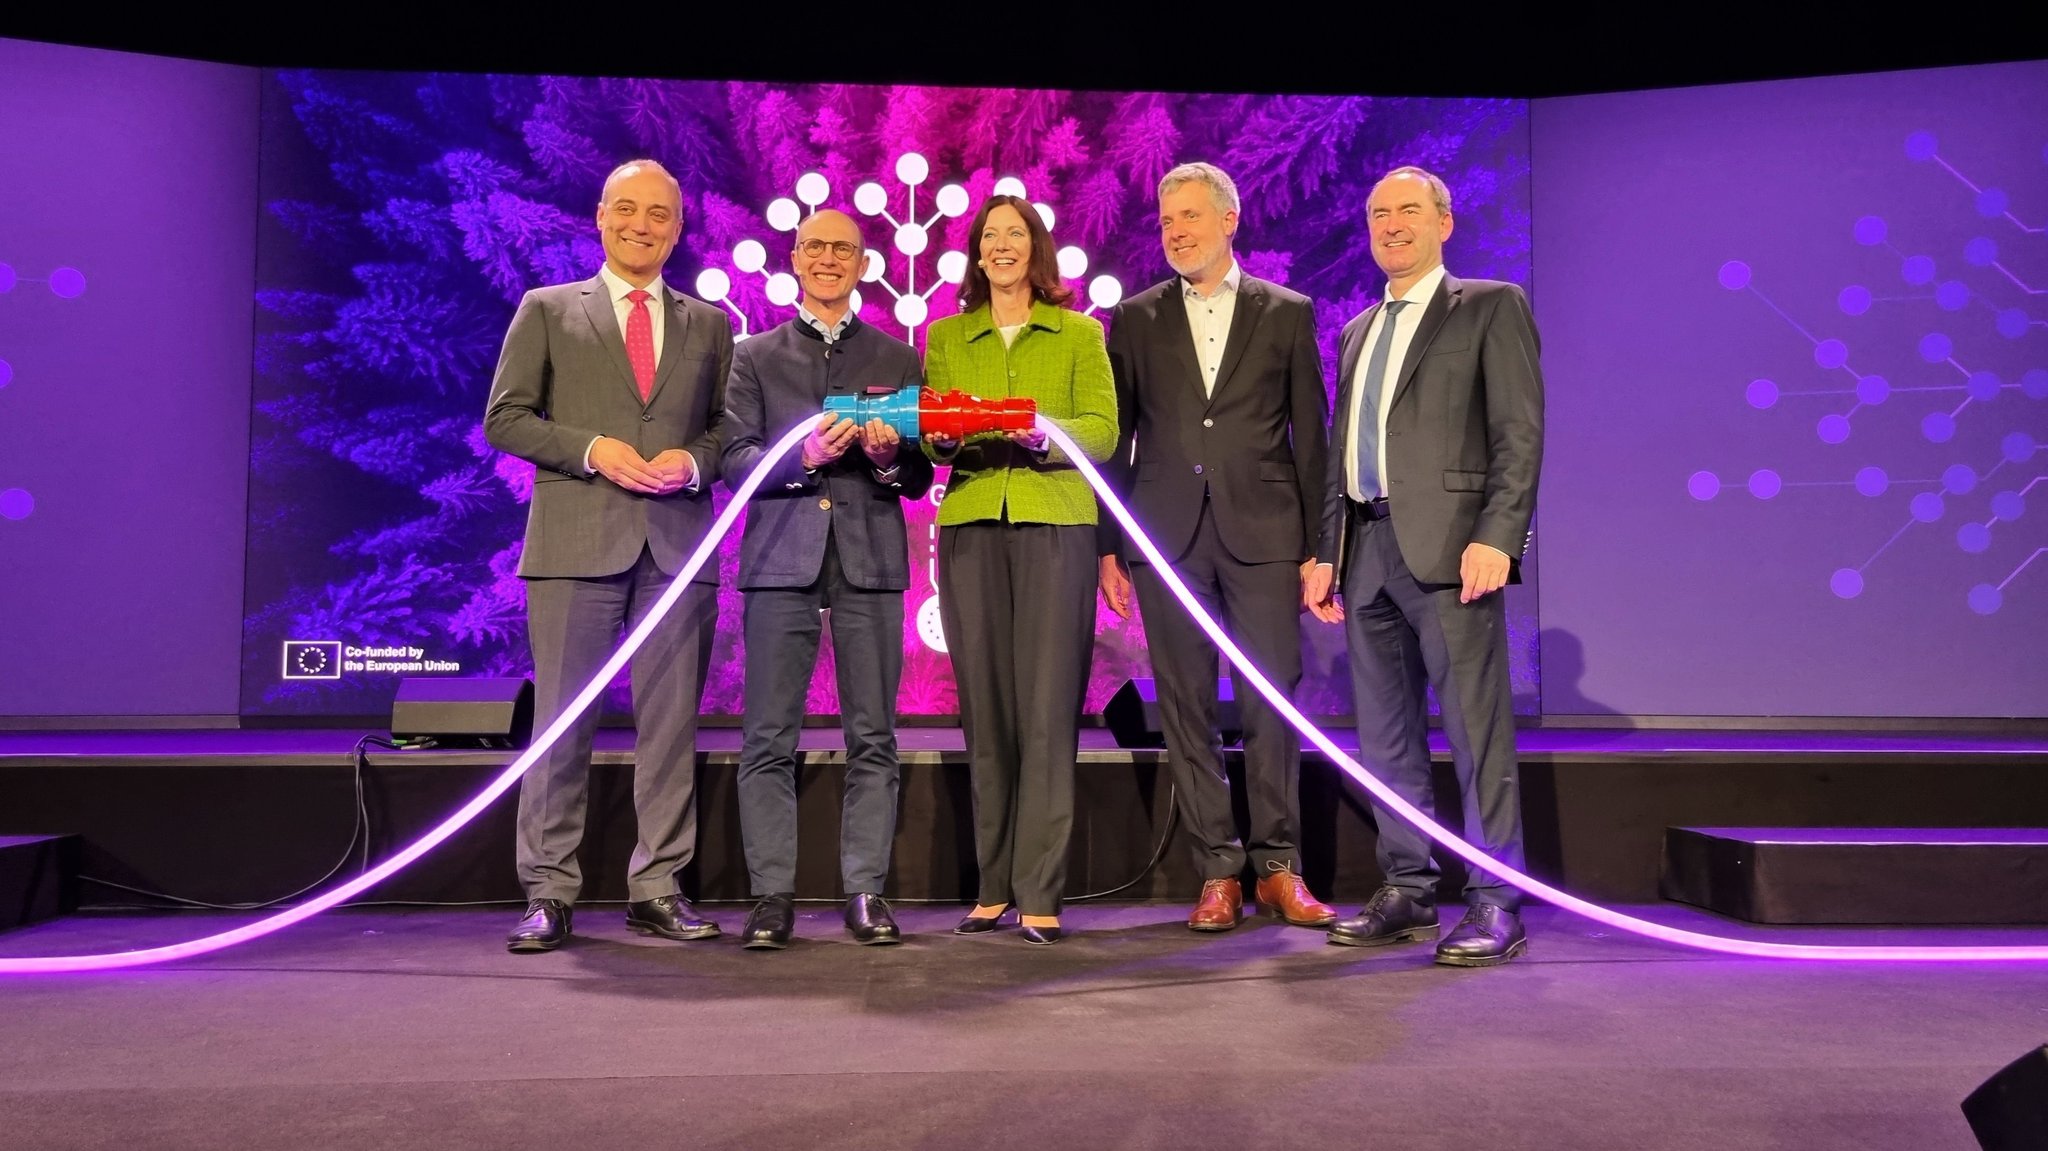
[{"x1": 625, "y1": 289, "x2": 655, "y2": 402}]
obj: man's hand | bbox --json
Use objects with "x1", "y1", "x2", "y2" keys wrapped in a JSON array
[
  {"x1": 922, "y1": 430, "x2": 960, "y2": 456},
  {"x1": 646, "y1": 449, "x2": 695, "y2": 495},
  {"x1": 1302, "y1": 560, "x2": 1344, "y2": 623},
  {"x1": 1459, "y1": 542, "x2": 1511, "y2": 604},
  {"x1": 590, "y1": 436, "x2": 666, "y2": 494},
  {"x1": 803, "y1": 413, "x2": 859, "y2": 470},
  {"x1": 859, "y1": 417, "x2": 901, "y2": 467},
  {"x1": 1099, "y1": 555, "x2": 1133, "y2": 619}
]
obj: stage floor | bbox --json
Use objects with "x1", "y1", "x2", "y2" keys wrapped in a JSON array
[{"x1": 2, "y1": 904, "x2": 2044, "y2": 1150}]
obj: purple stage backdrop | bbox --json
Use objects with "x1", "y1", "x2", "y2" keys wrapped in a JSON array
[
  {"x1": 239, "y1": 73, "x2": 1535, "y2": 719},
  {"x1": 1533, "y1": 62, "x2": 2048, "y2": 717},
  {"x1": 0, "y1": 40, "x2": 259, "y2": 719}
]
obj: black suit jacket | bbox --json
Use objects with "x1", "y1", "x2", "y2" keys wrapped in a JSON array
[
  {"x1": 1098, "y1": 273, "x2": 1329, "y2": 565},
  {"x1": 1318, "y1": 274, "x2": 1544, "y2": 586}
]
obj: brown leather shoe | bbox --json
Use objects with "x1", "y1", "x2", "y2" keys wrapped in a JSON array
[
  {"x1": 1187, "y1": 877, "x2": 1243, "y2": 932},
  {"x1": 1255, "y1": 869, "x2": 1338, "y2": 927}
]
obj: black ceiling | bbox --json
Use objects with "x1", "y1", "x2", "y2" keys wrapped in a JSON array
[{"x1": 4, "y1": 15, "x2": 2044, "y2": 99}]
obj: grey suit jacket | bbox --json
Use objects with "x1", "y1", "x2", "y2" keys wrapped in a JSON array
[
  {"x1": 1098, "y1": 273, "x2": 1329, "y2": 566},
  {"x1": 720, "y1": 317, "x2": 934, "y2": 591},
  {"x1": 1318, "y1": 274, "x2": 1544, "y2": 586},
  {"x1": 484, "y1": 274, "x2": 732, "y2": 582}
]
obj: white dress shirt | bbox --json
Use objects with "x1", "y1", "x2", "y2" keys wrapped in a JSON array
[
  {"x1": 1182, "y1": 260, "x2": 1243, "y2": 399},
  {"x1": 1345, "y1": 264, "x2": 1447, "y2": 502},
  {"x1": 583, "y1": 265, "x2": 696, "y2": 488}
]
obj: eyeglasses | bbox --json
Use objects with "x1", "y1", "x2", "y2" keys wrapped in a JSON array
[{"x1": 797, "y1": 239, "x2": 862, "y2": 261}]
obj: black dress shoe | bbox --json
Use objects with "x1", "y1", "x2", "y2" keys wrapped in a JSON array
[
  {"x1": 954, "y1": 908, "x2": 1010, "y2": 935},
  {"x1": 625, "y1": 894, "x2": 721, "y2": 941},
  {"x1": 1434, "y1": 903, "x2": 1527, "y2": 967},
  {"x1": 1020, "y1": 922, "x2": 1063, "y2": 946},
  {"x1": 741, "y1": 893, "x2": 795, "y2": 950},
  {"x1": 1326, "y1": 886, "x2": 1439, "y2": 948},
  {"x1": 844, "y1": 892, "x2": 902, "y2": 945},
  {"x1": 506, "y1": 898, "x2": 572, "y2": 953}
]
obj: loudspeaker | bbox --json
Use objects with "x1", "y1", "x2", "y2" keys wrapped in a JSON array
[
  {"x1": 389, "y1": 677, "x2": 534, "y2": 749},
  {"x1": 1102, "y1": 677, "x2": 1241, "y2": 749},
  {"x1": 1964, "y1": 1043, "x2": 2048, "y2": 1150}
]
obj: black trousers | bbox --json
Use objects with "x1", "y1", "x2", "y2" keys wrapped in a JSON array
[
  {"x1": 937, "y1": 520, "x2": 1096, "y2": 916},
  {"x1": 1130, "y1": 498, "x2": 1305, "y2": 881}
]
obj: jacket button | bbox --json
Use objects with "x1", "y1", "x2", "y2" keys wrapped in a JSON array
[
  {"x1": 1202, "y1": 418, "x2": 1213, "y2": 428},
  {"x1": 1193, "y1": 464, "x2": 1204, "y2": 475},
  {"x1": 818, "y1": 498, "x2": 833, "y2": 510},
  {"x1": 640, "y1": 414, "x2": 652, "y2": 422}
]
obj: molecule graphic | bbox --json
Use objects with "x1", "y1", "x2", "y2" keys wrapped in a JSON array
[
  {"x1": 0, "y1": 258, "x2": 89, "y2": 524},
  {"x1": 693, "y1": 153, "x2": 1125, "y2": 345},
  {"x1": 1693, "y1": 130, "x2": 2045, "y2": 615}
]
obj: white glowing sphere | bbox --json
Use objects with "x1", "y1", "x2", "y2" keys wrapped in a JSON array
[
  {"x1": 849, "y1": 288, "x2": 864, "y2": 315},
  {"x1": 937, "y1": 250, "x2": 969, "y2": 284},
  {"x1": 991, "y1": 176, "x2": 1027, "y2": 199},
  {"x1": 1088, "y1": 274, "x2": 1124, "y2": 311},
  {"x1": 853, "y1": 182, "x2": 888, "y2": 216},
  {"x1": 893, "y1": 293, "x2": 930, "y2": 328},
  {"x1": 894, "y1": 222, "x2": 929, "y2": 257},
  {"x1": 917, "y1": 596, "x2": 948, "y2": 652},
  {"x1": 765, "y1": 272, "x2": 799, "y2": 307},
  {"x1": 794, "y1": 172, "x2": 830, "y2": 206},
  {"x1": 1034, "y1": 203, "x2": 1056, "y2": 230},
  {"x1": 731, "y1": 239, "x2": 767, "y2": 274},
  {"x1": 935, "y1": 183, "x2": 970, "y2": 218},
  {"x1": 861, "y1": 250, "x2": 887, "y2": 283},
  {"x1": 895, "y1": 152, "x2": 930, "y2": 186},
  {"x1": 766, "y1": 198, "x2": 801, "y2": 232},
  {"x1": 695, "y1": 268, "x2": 731, "y2": 302},
  {"x1": 1056, "y1": 245, "x2": 1087, "y2": 279}
]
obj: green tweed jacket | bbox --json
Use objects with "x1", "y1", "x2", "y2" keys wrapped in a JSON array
[{"x1": 923, "y1": 298, "x2": 1119, "y2": 527}]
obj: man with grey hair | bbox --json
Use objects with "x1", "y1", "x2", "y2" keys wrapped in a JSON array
[
  {"x1": 1307, "y1": 164, "x2": 1543, "y2": 966},
  {"x1": 486, "y1": 158, "x2": 732, "y2": 953},
  {"x1": 1098, "y1": 161, "x2": 1336, "y2": 933}
]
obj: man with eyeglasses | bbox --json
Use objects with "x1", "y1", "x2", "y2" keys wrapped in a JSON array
[{"x1": 721, "y1": 209, "x2": 933, "y2": 949}]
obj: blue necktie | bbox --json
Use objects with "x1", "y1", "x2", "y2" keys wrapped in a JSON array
[{"x1": 1354, "y1": 299, "x2": 1409, "y2": 500}]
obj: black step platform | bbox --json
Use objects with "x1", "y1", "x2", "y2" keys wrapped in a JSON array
[
  {"x1": 0, "y1": 834, "x2": 80, "y2": 932},
  {"x1": 1661, "y1": 827, "x2": 2048, "y2": 924}
]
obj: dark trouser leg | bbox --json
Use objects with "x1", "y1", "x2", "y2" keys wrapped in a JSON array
[
  {"x1": 623, "y1": 552, "x2": 715, "y2": 902},
  {"x1": 736, "y1": 576, "x2": 825, "y2": 897},
  {"x1": 823, "y1": 544, "x2": 905, "y2": 896},
  {"x1": 1210, "y1": 544, "x2": 1306, "y2": 877},
  {"x1": 939, "y1": 523, "x2": 1018, "y2": 909},
  {"x1": 1130, "y1": 508, "x2": 1245, "y2": 881},
  {"x1": 1413, "y1": 583, "x2": 1524, "y2": 911},
  {"x1": 1004, "y1": 523, "x2": 1094, "y2": 916},
  {"x1": 1342, "y1": 519, "x2": 1440, "y2": 903},
  {"x1": 516, "y1": 569, "x2": 631, "y2": 904}
]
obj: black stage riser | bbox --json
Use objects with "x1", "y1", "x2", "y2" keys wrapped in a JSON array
[{"x1": 4, "y1": 757, "x2": 2048, "y2": 908}]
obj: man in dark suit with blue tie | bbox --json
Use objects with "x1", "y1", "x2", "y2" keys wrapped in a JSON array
[
  {"x1": 485, "y1": 159, "x2": 732, "y2": 953},
  {"x1": 1308, "y1": 166, "x2": 1544, "y2": 966},
  {"x1": 721, "y1": 209, "x2": 933, "y2": 949}
]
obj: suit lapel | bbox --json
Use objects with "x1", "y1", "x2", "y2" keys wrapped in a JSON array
[
  {"x1": 647, "y1": 284, "x2": 692, "y2": 406},
  {"x1": 1207, "y1": 276, "x2": 1266, "y2": 407},
  {"x1": 1157, "y1": 286, "x2": 1207, "y2": 406},
  {"x1": 1388, "y1": 274, "x2": 1458, "y2": 413},
  {"x1": 1333, "y1": 308, "x2": 1373, "y2": 456},
  {"x1": 578, "y1": 277, "x2": 644, "y2": 406}
]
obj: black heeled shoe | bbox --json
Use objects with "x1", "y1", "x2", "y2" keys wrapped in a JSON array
[
  {"x1": 954, "y1": 906, "x2": 1011, "y2": 935},
  {"x1": 1019, "y1": 920, "x2": 1063, "y2": 946}
]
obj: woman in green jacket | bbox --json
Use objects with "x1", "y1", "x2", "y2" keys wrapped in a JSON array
[{"x1": 924, "y1": 195, "x2": 1117, "y2": 945}]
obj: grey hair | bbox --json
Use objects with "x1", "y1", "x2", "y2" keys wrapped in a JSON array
[
  {"x1": 1379, "y1": 166, "x2": 1453, "y2": 215},
  {"x1": 601, "y1": 158, "x2": 681, "y2": 203},
  {"x1": 1158, "y1": 161, "x2": 1241, "y2": 217}
]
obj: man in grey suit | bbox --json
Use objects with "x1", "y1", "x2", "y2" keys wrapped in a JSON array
[
  {"x1": 485, "y1": 158, "x2": 732, "y2": 953},
  {"x1": 1098, "y1": 162, "x2": 1337, "y2": 933},
  {"x1": 1308, "y1": 165, "x2": 1544, "y2": 966},
  {"x1": 721, "y1": 209, "x2": 932, "y2": 949}
]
